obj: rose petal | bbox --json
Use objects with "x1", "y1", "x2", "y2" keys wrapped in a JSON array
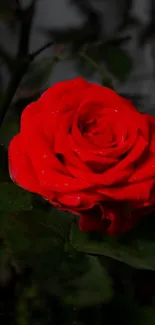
[
  {"x1": 98, "y1": 179, "x2": 154, "y2": 201},
  {"x1": 8, "y1": 134, "x2": 44, "y2": 195}
]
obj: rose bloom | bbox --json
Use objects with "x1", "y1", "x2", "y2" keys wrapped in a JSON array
[{"x1": 8, "y1": 78, "x2": 155, "y2": 236}]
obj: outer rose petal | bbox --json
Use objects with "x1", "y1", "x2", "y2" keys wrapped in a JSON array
[
  {"x1": 97, "y1": 179, "x2": 154, "y2": 201},
  {"x1": 79, "y1": 203, "x2": 142, "y2": 236},
  {"x1": 8, "y1": 134, "x2": 44, "y2": 196},
  {"x1": 57, "y1": 191, "x2": 103, "y2": 209},
  {"x1": 38, "y1": 77, "x2": 90, "y2": 118},
  {"x1": 20, "y1": 115, "x2": 92, "y2": 193},
  {"x1": 78, "y1": 204, "x2": 106, "y2": 232}
]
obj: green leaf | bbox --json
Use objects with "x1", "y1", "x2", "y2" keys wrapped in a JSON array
[
  {"x1": 76, "y1": 56, "x2": 95, "y2": 78},
  {"x1": 101, "y1": 76, "x2": 114, "y2": 89},
  {"x1": 78, "y1": 51, "x2": 114, "y2": 89},
  {"x1": 106, "y1": 295, "x2": 155, "y2": 325},
  {"x1": 20, "y1": 58, "x2": 54, "y2": 93},
  {"x1": 0, "y1": 115, "x2": 19, "y2": 148},
  {"x1": 136, "y1": 308, "x2": 155, "y2": 325},
  {"x1": 5, "y1": 218, "x2": 32, "y2": 254},
  {"x1": 78, "y1": 42, "x2": 132, "y2": 83},
  {"x1": 63, "y1": 255, "x2": 113, "y2": 306},
  {"x1": 2, "y1": 207, "x2": 113, "y2": 306},
  {"x1": 18, "y1": 210, "x2": 74, "y2": 282},
  {"x1": 3, "y1": 208, "x2": 72, "y2": 263},
  {"x1": 101, "y1": 44, "x2": 132, "y2": 82},
  {"x1": 0, "y1": 182, "x2": 32, "y2": 212},
  {"x1": 70, "y1": 216, "x2": 155, "y2": 270},
  {"x1": 0, "y1": 209, "x2": 70, "y2": 279}
]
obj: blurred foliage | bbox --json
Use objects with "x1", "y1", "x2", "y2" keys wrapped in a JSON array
[
  {"x1": 0, "y1": 201, "x2": 114, "y2": 323},
  {"x1": 19, "y1": 57, "x2": 54, "y2": 97},
  {"x1": 0, "y1": 45, "x2": 14, "y2": 72},
  {"x1": 0, "y1": 1, "x2": 18, "y2": 23},
  {"x1": 75, "y1": 37, "x2": 132, "y2": 83},
  {"x1": 70, "y1": 214, "x2": 155, "y2": 270},
  {"x1": 0, "y1": 204, "x2": 113, "y2": 303},
  {"x1": 42, "y1": 31, "x2": 132, "y2": 85},
  {"x1": 0, "y1": 113, "x2": 19, "y2": 146}
]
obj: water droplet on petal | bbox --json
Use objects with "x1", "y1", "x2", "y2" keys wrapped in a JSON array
[
  {"x1": 51, "y1": 109, "x2": 59, "y2": 115},
  {"x1": 64, "y1": 182, "x2": 69, "y2": 187},
  {"x1": 114, "y1": 108, "x2": 118, "y2": 112},
  {"x1": 74, "y1": 148, "x2": 81, "y2": 155},
  {"x1": 43, "y1": 154, "x2": 48, "y2": 159},
  {"x1": 121, "y1": 136, "x2": 125, "y2": 143},
  {"x1": 63, "y1": 195, "x2": 81, "y2": 207},
  {"x1": 76, "y1": 196, "x2": 81, "y2": 203}
]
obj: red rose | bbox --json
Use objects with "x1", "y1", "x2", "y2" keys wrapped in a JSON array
[{"x1": 8, "y1": 78, "x2": 155, "y2": 236}]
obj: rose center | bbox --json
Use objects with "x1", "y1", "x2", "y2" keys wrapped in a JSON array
[
  {"x1": 78, "y1": 118, "x2": 96, "y2": 134},
  {"x1": 78, "y1": 115, "x2": 116, "y2": 148}
]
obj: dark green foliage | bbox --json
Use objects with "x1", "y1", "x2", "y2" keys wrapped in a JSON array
[
  {"x1": 0, "y1": 207, "x2": 113, "y2": 307},
  {"x1": 70, "y1": 215, "x2": 155, "y2": 270},
  {"x1": 0, "y1": 183, "x2": 32, "y2": 212},
  {"x1": 20, "y1": 58, "x2": 54, "y2": 91},
  {"x1": 100, "y1": 43, "x2": 132, "y2": 82},
  {"x1": 76, "y1": 41, "x2": 132, "y2": 83}
]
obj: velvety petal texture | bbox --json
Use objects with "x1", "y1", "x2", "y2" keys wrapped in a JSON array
[{"x1": 8, "y1": 78, "x2": 155, "y2": 236}]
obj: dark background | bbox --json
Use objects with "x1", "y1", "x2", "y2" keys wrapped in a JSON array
[{"x1": 1, "y1": 1, "x2": 155, "y2": 324}]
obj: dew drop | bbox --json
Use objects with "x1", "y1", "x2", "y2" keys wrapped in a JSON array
[
  {"x1": 64, "y1": 182, "x2": 69, "y2": 187},
  {"x1": 43, "y1": 154, "x2": 48, "y2": 159},
  {"x1": 76, "y1": 196, "x2": 81, "y2": 204},
  {"x1": 114, "y1": 108, "x2": 118, "y2": 112},
  {"x1": 51, "y1": 109, "x2": 59, "y2": 115},
  {"x1": 121, "y1": 136, "x2": 125, "y2": 143},
  {"x1": 74, "y1": 148, "x2": 80, "y2": 155}
]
